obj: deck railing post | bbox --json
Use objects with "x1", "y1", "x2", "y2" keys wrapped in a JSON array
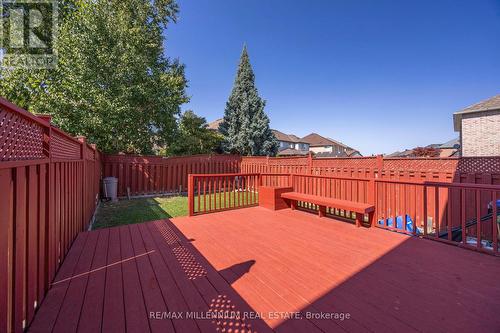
[
  {"x1": 368, "y1": 178, "x2": 376, "y2": 226},
  {"x1": 188, "y1": 174, "x2": 194, "y2": 216},
  {"x1": 423, "y1": 185, "x2": 428, "y2": 236}
]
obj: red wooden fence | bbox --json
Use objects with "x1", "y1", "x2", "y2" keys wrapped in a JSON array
[
  {"x1": 241, "y1": 155, "x2": 500, "y2": 185},
  {"x1": 0, "y1": 98, "x2": 101, "y2": 333},
  {"x1": 103, "y1": 154, "x2": 241, "y2": 197}
]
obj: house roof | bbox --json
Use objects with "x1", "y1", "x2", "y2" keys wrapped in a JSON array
[
  {"x1": 207, "y1": 118, "x2": 223, "y2": 131},
  {"x1": 439, "y1": 138, "x2": 460, "y2": 149},
  {"x1": 301, "y1": 133, "x2": 350, "y2": 148},
  {"x1": 277, "y1": 148, "x2": 310, "y2": 156},
  {"x1": 271, "y1": 130, "x2": 307, "y2": 143},
  {"x1": 453, "y1": 94, "x2": 500, "y2": 131},
  {"x1": 386, "y1": 149, "x2": 415, "y2": 158},
  {"x1": 315, "y1": 149, "x2": 362, "y2": 158}
]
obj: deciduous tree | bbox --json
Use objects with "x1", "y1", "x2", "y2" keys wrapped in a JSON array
[
  {"x1": 0, "y1": 0, "x2": 188, "y2": 154},
  {"x1": 168, "y1": 110, "x2": 222, "y2": 156}
]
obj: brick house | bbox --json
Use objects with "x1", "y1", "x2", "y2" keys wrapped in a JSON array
[{"x1": 454, "y1": 94, "x2": 500, "y2": 157}]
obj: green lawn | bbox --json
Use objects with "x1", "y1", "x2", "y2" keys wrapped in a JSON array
[
  {"x1": 92, "y1": 190, "x2": 258, "y2": 230},
  {"x1": 193, "y1": 190, "x2": 258, "y2": 213},
  {"x1": 93, "y1": 196, "x2": 188, "y2": 230}
]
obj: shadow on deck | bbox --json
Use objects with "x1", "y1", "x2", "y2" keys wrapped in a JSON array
[{"x1": 29, "y1": 207, "x2": 500, "y2": 332}]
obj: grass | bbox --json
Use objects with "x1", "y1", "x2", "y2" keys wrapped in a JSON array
[
  {"x1": 92, "y1": 190, "x2": 258, "y2": 230},
  {"x1": 93, "y1": 196, "x2": 188, "y2": 230},
  {"x1": 193, "y1": 190, "x2": 258, "y2": 213}
]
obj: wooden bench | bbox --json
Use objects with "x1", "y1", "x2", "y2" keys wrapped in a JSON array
[{"x1": 281, "y1": 192, "x2": 375, "y2": 227}]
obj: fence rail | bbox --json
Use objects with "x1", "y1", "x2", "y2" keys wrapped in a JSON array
[
  {"x1": 0, "y1": 97, "x2": 101, "y2": 333},
  {"x1": 188, "y1": 173, "x2": 260, "y2": 215}
]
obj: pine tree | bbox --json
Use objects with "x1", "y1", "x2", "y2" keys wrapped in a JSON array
[{"x1": 219, "y1": 46, "x2": 278, "y2": 156}]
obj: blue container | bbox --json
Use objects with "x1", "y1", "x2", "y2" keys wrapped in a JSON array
[
  {"x1": 387, "y1": 217, "x2": 394, "y2": 227},
  {"x1": 396, "y1": 215, "x2": 414, "y2": 232}
]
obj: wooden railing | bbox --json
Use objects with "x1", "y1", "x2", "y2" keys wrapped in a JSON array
[
  {"x1": 375, "y1": 179, "x2": 500, "y2": 255},
  {"x1": 188, "y1": 173, "x2": 260, "y2": 216},
  {"x1": 0, "y1": 97, "x2": 102, "y2": 332},
  {"x1": 188, "y1": 172, "x2": 500, "y2": 255}
]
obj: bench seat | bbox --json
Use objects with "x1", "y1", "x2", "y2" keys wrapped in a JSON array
[{"x1": 281, "y1": 192, "x2": 375, "y2": 227}]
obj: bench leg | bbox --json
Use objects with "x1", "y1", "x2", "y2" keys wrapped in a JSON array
[
  {"x1": 369, "y1": 212, "x2": 375, "y2": 227},
  {"x1": 290, "y1": 200, "x2": 296, "y2": 210},
  {"x1": 355, "y1": 213, "x2": 363, "y2": 228},
  {"x1": 318, "y1": 205, "x2": 326, "y2": 218}
]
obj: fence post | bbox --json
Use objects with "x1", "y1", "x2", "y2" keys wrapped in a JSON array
[
  {"x1": 188, "y1": 174, "x2": 194, "y2": 216},
  {"x1": 368, "y1": 178, "x2": 376, "y2": 226},
  {"x1": 376, "y1": 155, "x2": 383, "y2": 174},
  {"x1": 77, "y1": 137, "x2": 86, "y2": 231},
  {"x1": 308, "y1": 153, "x2": 313, "y2": 174}
]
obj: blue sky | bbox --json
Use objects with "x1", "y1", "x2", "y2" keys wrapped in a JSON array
[{"x1": 165, "y1": 0, "x2": 500, "y2": 155}]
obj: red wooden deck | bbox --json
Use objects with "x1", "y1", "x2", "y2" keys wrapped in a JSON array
[{"x1": 29, "y1": 207, "x2": 500, "y2": 332}]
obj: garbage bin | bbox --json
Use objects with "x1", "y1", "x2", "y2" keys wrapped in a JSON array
[{"x1": 103, "y1": 177, "x2": 118, "y2": 202}]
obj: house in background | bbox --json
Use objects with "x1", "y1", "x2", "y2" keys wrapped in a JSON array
[
  {"x1": 315, "y1": 149, "x2": 362, "y2": 158},
  {"x1": 454, "y1": 93, "x2": 500, "y2": 157},
  {"x1": 387, "y1": 139, "x2": 460, "y2": 158},
  {"x1": 207, "y1": 119, "x2": 361, "y2": 157},
  {"x1": 301, "y1": 133, "x2": 360, "y2": 157},
  {"x1": 438, "y1": 138, "x2": 460, "y2": 157},
  {"x1": 272, "y1": 130, "x2": 310, "y2": 156},
  {"x1": 207, "y1": 118, "x2": 223, "y2": 131}
]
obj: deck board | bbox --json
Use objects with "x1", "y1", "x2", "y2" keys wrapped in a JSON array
[
  {"x1": 77, "y1": 228, "x2": 109, "y2": 333},
  {"x1": 29, "y1": 206, "x2": 500, "y2": 332},
  {"x1": 28, "y1": 232, "x2": 89, "y2": 333},
  {"x1": 119, "y1": 225, "x2": 151, "y2": 333},
  {"x1": 101, "y1": 226, "x2": 125, "y2": 333}
]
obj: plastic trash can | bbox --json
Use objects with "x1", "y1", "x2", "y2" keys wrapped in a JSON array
[{"x1": 103, "y1": 177, "x2": 118, "y2": 202}]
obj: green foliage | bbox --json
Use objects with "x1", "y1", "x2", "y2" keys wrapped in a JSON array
[
  {"x1": 168, "y1": 110, "x2": 222, "y2": 156},
  {"x1": 220, "y1": 46, "x2": 278, "y2": 156},
  {"x1": 0, "y1": 0, "x2": 188, "y2": 154}
]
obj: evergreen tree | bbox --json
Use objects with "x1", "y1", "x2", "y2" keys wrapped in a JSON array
[{"x1": 219, "y1": 46, "x2": 278, "y2": 156}]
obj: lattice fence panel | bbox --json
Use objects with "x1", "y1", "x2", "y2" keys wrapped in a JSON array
[
  {"x1": 382, "y1": 158, "x2": 459, "y2": 172},
  {"x1": 51, "y1": 132, "x2": 81, "y2": 160},
  {"x1": 0, "y1": 107, "x2": 46, "y2": 161},
  {"x1": 313, "y1": 157, "x2": 377, "y2": 169},
  {"x1": 457, "y1": 157, "x2": 500, "y2": 173}
]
